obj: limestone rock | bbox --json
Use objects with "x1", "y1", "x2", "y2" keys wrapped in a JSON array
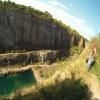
[{"x1": 0, "y1": 9, "x2": 85, "y2": 51}]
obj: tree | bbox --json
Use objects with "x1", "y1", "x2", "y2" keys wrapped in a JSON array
[{"x1": 44, "y1": 11, "x2": 52, "y2": 18}]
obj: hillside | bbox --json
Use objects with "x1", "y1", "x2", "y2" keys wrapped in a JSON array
[
  {"x1": 1, "y1": 1, "x2": 100, "y2": 100},
  {"x1": 0, "y1": 38, "x2": 99, "y2": 100},
  {"x1": 0, "y1": 0, "x2": 86, "y2": 67},
  {"x1": 0, "y1": 0, "x2": 85, "y2": 52},
  {"x1": 11, "y1": 37, "x2": 99, "y2": 100}
]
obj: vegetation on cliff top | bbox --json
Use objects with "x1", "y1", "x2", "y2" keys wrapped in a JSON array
[{"x1": 0, "y1": 0, "x2": 81, "y2": 36}]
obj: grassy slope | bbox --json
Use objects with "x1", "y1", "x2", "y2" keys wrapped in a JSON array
[
  {"x1": 90, "y1": 38, "x2": 100, "y2": 80},
  {"x1": 7, "y1": 38, "x2": 100, "y2": 100},
  {"x1": 1, "y1": 38, "x2": 100, "y2": 100},
  {"x1": 24, "y1": 39, "x2": 100, "y2": 100}
]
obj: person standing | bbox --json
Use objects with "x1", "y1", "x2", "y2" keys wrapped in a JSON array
[{"x1": 87, "y1": 42, "x2": 96, "y2": 71}]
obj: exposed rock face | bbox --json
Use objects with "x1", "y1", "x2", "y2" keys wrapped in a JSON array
[
  {"x1": 70, "y1": 34, "x2": 85, "y2": 48},
  {"x1": 0, "y1": 8, "x2": 86, "y2": 66},
  {"x1": 0, "y1": 10, "x2": 67, "y2": 50},
  {"x1": 0, "y1": 50, "x2": 64, "y2": 66},
  {"x1": 79, "y1": 37, "x2": 85, "y2": 48},
  {"x1": 0, "y1": 9, "x2": 85, "y2": 51}
]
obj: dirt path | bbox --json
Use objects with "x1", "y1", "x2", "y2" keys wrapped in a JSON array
[
  {"x1": 90, "y1": 75, "x2": 100, "y2": 100},
  {"x1": 79, "y1": 45, "x2": 100, "y2": 100}
]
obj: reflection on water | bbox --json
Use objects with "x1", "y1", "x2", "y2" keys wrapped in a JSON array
[{"x1": 0, "y1": 69, "x2": 36, "y2": 96}]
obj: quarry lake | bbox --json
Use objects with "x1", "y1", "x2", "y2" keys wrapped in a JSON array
[{"x1": 0, "y1": 69, "x2": 36, "y2": 96}]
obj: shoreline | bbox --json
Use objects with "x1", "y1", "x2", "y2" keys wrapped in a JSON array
[{"x1": 0, "y1": 65, "x2": 33, "y2": 76}]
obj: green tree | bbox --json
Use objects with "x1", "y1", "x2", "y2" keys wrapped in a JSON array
[{"x1": 45, "y1": 11, "x2": 52, "y2": 18}]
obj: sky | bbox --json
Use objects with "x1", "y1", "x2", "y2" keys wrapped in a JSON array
[{"x1": 3, "y1": 0, "x2": 100, "y2": 40}]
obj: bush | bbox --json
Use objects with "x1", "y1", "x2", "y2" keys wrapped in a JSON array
[{"x1": 14, "y1": 73, "x2": 92, "y2": 100}]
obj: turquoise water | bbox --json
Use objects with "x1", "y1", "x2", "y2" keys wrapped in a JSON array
[{"x1": 0, "y1": 70, "x2": 36, "y2": 96}]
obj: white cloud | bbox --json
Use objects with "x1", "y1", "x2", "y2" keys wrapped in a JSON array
[
  {"x1": 48, "y1": 1, "x2": 69, "y2": 11},
  {"x1": 3, "y1": 0, "x2": 95, "y2": 39}
]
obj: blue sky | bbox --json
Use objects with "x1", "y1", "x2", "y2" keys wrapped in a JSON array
[{"x1": 3, "y1": 0, "x2": 100, "y2": 39}]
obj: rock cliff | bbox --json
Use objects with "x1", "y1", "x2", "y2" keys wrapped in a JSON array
[
  {"x1": 0, "y1": 8, "x2": 85, "y2": 51},
  {"x1": 0, "y1": 1, "x2": 86, "y2": 66}
]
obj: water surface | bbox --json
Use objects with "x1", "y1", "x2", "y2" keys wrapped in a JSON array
[{"x1": 0, "y1": 70, "x2": 36, "y2": 96}]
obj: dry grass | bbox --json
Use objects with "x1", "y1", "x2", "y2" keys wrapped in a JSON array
[{"x1": 1, "y1": 37, "x2": 100, "y2": 100}]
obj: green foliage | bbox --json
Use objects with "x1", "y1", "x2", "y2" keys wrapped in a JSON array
[
  {"x1": 44, "y1": 11, "x2": 52, "y2": 18},
  {"x1": 73, "y1": 45, "x2": 84, "y2": 55},
  {"x1": 39, "y1": 79, "x2": 91, "y2": 100},
  {"x1": 70, "y1": 46, "x2": 81, "y2": 55},
  {"x1": 13, "y1": 73, "x2": 92, "y2": 100}
]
